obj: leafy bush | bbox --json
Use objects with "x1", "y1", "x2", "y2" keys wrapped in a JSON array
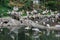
[{"x1": 45, "y1": 1, "x2": 60, "y2": 11}]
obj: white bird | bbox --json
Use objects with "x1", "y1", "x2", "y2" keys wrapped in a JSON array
[{"x1": 25, "y1": 26, "x2": 31, "y2": 30}]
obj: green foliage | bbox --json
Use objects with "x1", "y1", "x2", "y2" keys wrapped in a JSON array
[
  {"x1": 0, "y1": 0, "x2": 9, "y2": 7},
  {"x1": 24, "y1": 0, "x2": 33, "y2": 10},
  {"x1": 0, "y1": 0, "x2": 12, "y2": 17},
  {"x1": 45, "y1": 1, "x2": 60, "y2": 11},
  {"x1": 21, "y1": 13, "x2": 27, "y2": 16}
]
